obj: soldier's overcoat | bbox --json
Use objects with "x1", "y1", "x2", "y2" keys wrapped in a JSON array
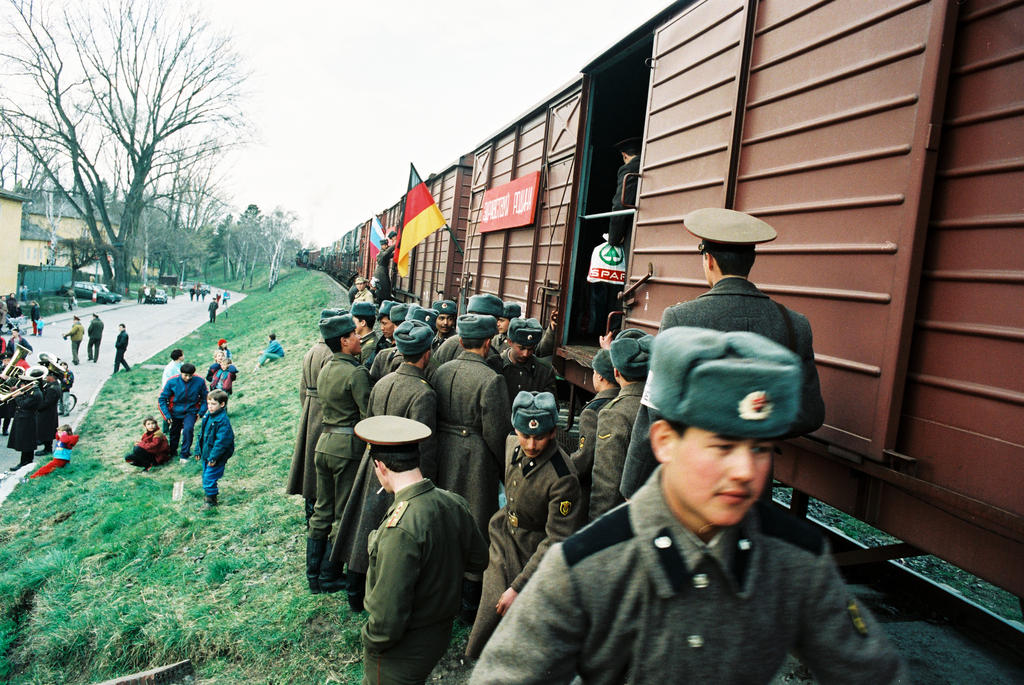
[
  {"x1": 466, "y1": 436, "x2": 583, "y2": 658},
  {"x1": 498, "y1": 349, "x2": 558, "y2": 407},
  {"x1": 568, "y1": 386, "x2": 619, "y2": 515},
  {"x1": 332, "y1": 363, "x2": 437, "y2": 574},
  {"x1": 430, "y1": 335, "x2": 502, "y2": 374},
  {"x1": 589, "y1": 381, "x2": 645, "y2": 521},
  {"x1": 432, "y1": 350, "x2": 511, "y2": 537},
  {"x1": 286, "y1": 341, "x2": 332, "y2": 498},
  {"x1": 369, "y1": 346, "x2": 404, "y2": 383}
]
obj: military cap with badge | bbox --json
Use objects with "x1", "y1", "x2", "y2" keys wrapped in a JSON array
[
  {"x1": 432, "y1": 300, "x2": 457, "y2": 316},
  {"x1": 507, "y1": 318, "x2": 544, "y2": 348},
  {"x1": 407, "y1": 306, "x2": 438, "y2": 332},
  {"x1": 511, "y1": 391, "x2": 558, "y2": 435},
  {"x1": 684, "y1": 207, "x2": 777, "y2": 249},
  {"x1": 393, "y1": 320, "x2": 435, "y2": 356}
]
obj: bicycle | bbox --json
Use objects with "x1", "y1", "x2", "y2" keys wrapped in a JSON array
[{"x1": 58, "y1": 390, "x2": 78, "y2": 417}]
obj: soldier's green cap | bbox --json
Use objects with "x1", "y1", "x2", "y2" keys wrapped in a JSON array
[
  {"x1": 502, "y1": 301, "x2": 522, "y2": 319},
  {"x1": 457, "y1": 314, "x2": 497, "y2": 339},
  {"x1": 610, "y1": 334, "x2": 653, "y2": 378},
  {"x1": 508, "y1": 317, "x2": 543, "y2": 347},
  {"x1": 394, "y1": 320, "x2": 434, "y2": 355},
  {"x1": 378, "y1": 300, "x2": 396, "y2": 319},
  {"x1": 649, "y1": 327, "x2": 800, "y2": 438},
  {"x1": 432, "y1": 300, "x2": 457, "y2": 316},
  {"x1": 355, "y1": 415, "x2": 431, "y2": 446},
  {"x1": 319, "y1": 314, "x2": 356, "y2": 340},
  {"x1": 591, "y1": 348, "x2": 614, "y2": 381},
  {"x1": 407, "y1": 306, "x2": 437, "y2": 332},
  {"x1": 467, "y1": 293, "x2": 504, "y2": 318},
  {"x1": 512, "y1": 391, "x2": 558, "y2": 435},
  {"x1": 351, "y1": 301, "x2": 376, "y2": 318},
  {"x1": 684, "y1": 208, "x2": 776, "y2": 245},
  {"x1": 320, "y1": 308, "x2": 345, "y2": 320},
  {"x1": 616, "y1": 327, "x2": 649, "y2": 341},
  {"x1": 389, "y1": 303, "x2": 411, "y2": 324}
]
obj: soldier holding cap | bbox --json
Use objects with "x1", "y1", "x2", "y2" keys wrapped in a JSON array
[
  {"x1": 465, "y1": 391, "x2": 583, "y2": 659},
  {"x1": 369, "y1": 303, "x2": 411, "y2": 382},
  {"x1": 589, "y1": 334, "x2": 652, "y2": 521},
  {"x1": 471, "y1": 327, "x2": 904, "y2": 684},
  {"x1": 568, "y1": 348, "x2": 619, "y2": 515},
  {"x1": 359, "y1": 415, "x2": 487, "y2": 685},
  {"x1": 351, "y1": 301, "x2": 379, "y2": 369},
  {"x1": 620, "y1": 208, "x2": 826, "y2": 500},
  {"x1": 287, "y1": 308, "x2": 344, "y2": 526},
  {"x1": 491, "y1": 301, "x2": 522, "y2": 354},
  {"x1": 498, "y1": 318, "x2": 557, "y2": 408},
  {"x1": 306, "y1": 313, "x2": 369, "y2": 595},
  {"x1": 333, "y1": 319, "x2": 438, "y2": 613},
  {"x1": 431, "y1": 294, "x2": 504, "y2": 372},
  {"x1": 431, "y1": 299, "x2": 458, "y2": 351}
]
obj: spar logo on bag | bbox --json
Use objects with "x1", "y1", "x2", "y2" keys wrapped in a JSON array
[{"x1": 587, "y1": 242, "x2": 625, "y2": 284}]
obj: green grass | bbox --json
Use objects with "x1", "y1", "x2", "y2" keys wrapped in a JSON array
[{"x1": 0, "y1": 268, "x2": 387, "y2": 684}]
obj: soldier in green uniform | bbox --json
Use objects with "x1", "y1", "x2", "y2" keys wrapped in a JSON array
[
  {"x1": 375, "y1": 300, "x2": 397, "y2": 356},
  {"x1": 569, "y1": 348, "x2": 618, "y2": 515},
  {"x1": 589, "y1": 334, "x2": 652, "y2": 521},
  {"x1": 353, "y1": 302, "x2": 379, "y2": 369},
  {"x1": 334, "y1": 320, "x2": 438, "y2": 613},
  {"x1": 498, "y1": 318, "x2": 557, "y2": 407},
  {"x1": 306, "y1": 313, "x2": 370, "y2": 594},
  {"x1": 471, "y1": 328, "x2": 905, "y2": 684},
  {"x1": 432, "y1": 313, "x2": 512, "y2": 622},
  {"x1": 287, "y1": 308, "x2": 345, "y2": 525},
  {"x1": 431, "y1": 299, "x2": 457, "y2": 351},
  {"x1": 491, "y1": 301, "x2": 521, "y2": 354},
  {"x1": 360, "y1": 415, "x2": 488, "y2": 685},
  {"x1": 370, "y1": 303, "x2": 410, "y2": 383},
  {"x1": 465, "y1": 391, "x2": 584, "y2": 659},
  {"x1": 407, "y1": 305, "x2": 437, "y2": 333},
  {"x1": 431, "y1": 294, "x2": 504, "y2": 372}
]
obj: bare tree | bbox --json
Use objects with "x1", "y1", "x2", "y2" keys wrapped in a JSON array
[
  {"x1": 0, "y1": 0, "x2": 247, "y2": 290},
  {"x1": 265, "y1": 207, "x2": 297, "y2": 291}
]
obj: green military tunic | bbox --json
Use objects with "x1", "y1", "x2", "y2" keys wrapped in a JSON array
[
  {"x1": 363, "y1": 479, "x2": 488, "y2": 685},
  {"x1": 490, "y1": 332, "x2": 509, "y2": 355},
  {"x1": 498, "y1": 348, "x2": 558, "y2": 408},
  {"x1": 588, "y1": 381, "x2": 645, "y2": 521},
  {"x1": 369, "y1": 346, "x2": 405, "y2": 383},
  {"x1": 568, "y1": 387, "x2": 619, "y2": 515},
  {"x1": 333, "y1": 364, "x2": 438, "y2": 575},
  {"x1": 309, "y1": 352, "x2": 370, "y2": 541},
  {"x1": 360, "y1": 330, "x2": 380, "y2": 369},
  {"x1": 470, "y1": 470, "x2": 905, "y2": 684},
  {"x1": 431, "y1": 329, "x2": 454, "y2": 352},
  {"x1": 432, "y1": 350, "x2": 512, "y2": 538},
  {"x1": 430, "y1": 335, "x2": 503, "y2": 375},
  {"x1": 286, "y1": 341, "x2": 333, "y2": 500},
  {"x1": 465, "y1": 437, "x2": 584, "y2": 658}
]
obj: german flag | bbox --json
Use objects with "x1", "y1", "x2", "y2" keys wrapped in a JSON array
[{"x1": 396, "y1": 164, "x2": 446, "y2": 277}]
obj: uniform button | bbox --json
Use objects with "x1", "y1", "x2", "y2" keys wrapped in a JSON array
[
  {"x1": 512, "y1": 480, "x2": 517, "y2": 487},
  {"x1": 692, "y1": 573, "x2": 709, "y2": 589},
  {"x1": 738, "y1": 539, "x2": 752, "y2": 551},
  {"x1": 528, "y1": 461, "x2": 534, "y2": 467},
  {"x1": 687, "y1": 635, "x2": 704, "y2": 649},
  {"x1": 654, "y1": 535, "x2": 672, "y2": 549}
]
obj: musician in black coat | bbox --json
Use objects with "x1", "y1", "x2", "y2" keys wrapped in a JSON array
[
  {"x1": 35, "y1": 372, "x2": 62, "y2": 455},
  {"x1": 7, "y1": 368, "x2": 44, "y2": 470}
]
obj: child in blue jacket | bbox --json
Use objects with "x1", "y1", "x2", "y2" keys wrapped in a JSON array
[{"x1": 196, "y1": 389, "x2": 235, "y2": 509}]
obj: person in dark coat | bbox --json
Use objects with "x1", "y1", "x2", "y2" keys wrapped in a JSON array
[
  {"x1": 287, "y1": 309, "x2": 344, "y2": 524},
  {"x1": 34, "y1": 370, "x2": 61, "y2": 455},
  {"x1": 113, "y1": 324, "x2": 131, "y2": 373},
  {"x1": 87, "y1": 314, "x2": 103, "y2": 362},
  {"x1": 333, "y1": 319, "x2": 438, "y2": 613},
  {"x1": 619, "y1": 209, "x2": 826, "y2": 500},
  {"x1": 431, "y1": 299, "x2": 458, "y2": 351},
  {"x1": 466, "y1": 391, "x2": 583, "y2": 658},
  {"x1": 491, "y1": 302, "x2": 521, "y2": 355},
  {"x1": 368, "y1": 303, "x2": 410, "y2": 383},
  {"x1": 7, "y1": 367, "x2": 44, "y2": 471},
  {"x1": 29, "y1": 301, "x2": 41, "y2": 336},
  {"x1": 430, "y1": 294, "x2": 505, "y2": 373},
  {"x1": 470, "y1": 328, "x2": 904, "y2": 685},
  {"x1": 207, "y1": 298, "x2": 218, "y2": 323},
  {"x1": 569, "y1": 349, "x2": 618, "y2": 515},
  {"x1": 373, "y1": 231, "x2": 397, "y2": 303},
  {"x1": 498, "y1": 318, "x2": 557, "y2": 407}
]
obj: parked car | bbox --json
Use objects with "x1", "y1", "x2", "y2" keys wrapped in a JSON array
[
  {"x1": 64, "y1": 281, "x2": 122, "y2": 304},
  {"x1": 145, "y1": 288, "x2": 168, "y2": 304}
]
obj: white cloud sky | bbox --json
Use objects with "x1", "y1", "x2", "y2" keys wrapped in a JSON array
[{"x1": 204, "y1": 0, "x2": 673, "y2": 246}]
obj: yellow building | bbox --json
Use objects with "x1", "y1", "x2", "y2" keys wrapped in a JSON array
[
  {"x1": 20, "y1": 221, "x2": 52, "y2": 267},
  {"x1": 0, "y1": 189, "x2": 29, "y2": 294}
]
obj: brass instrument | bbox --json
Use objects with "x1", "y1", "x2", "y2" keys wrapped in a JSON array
[
  {"x1": 0, "y1": 344, "x2": 31, "y2": 392},
  {"x1": 0, "y1": 364, "x2": 45, "y2": 405},
  {"x1": 36, "y1": 352, "x2": 70, "y2": 382}
]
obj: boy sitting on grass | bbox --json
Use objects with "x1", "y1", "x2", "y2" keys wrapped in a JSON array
[
  {"x1": 30, "y1": 424, "x2": 79, "y2": 478},
  {"x1": 196, "y1": 389, "x2": 235, "y2": 509}
]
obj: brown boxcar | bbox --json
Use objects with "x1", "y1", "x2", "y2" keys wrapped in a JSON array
[{"x1": 609, "y1": 0, "x2": 1022, "y2": 597}]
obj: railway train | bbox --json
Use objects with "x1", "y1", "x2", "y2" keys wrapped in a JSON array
[{"x1": 299, "y1": 0, "x2": 1023, "y2": 603}]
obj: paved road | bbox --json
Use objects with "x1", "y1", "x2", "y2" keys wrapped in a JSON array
[{"x1": 1, "y1": 290, "x2": 244, "y2": 497}]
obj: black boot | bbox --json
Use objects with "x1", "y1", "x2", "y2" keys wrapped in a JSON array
[
  {"x1": 459, "y1": 578, "x2": 483, "y2": 625},
  {"x1": 203, "y1": 494, "x2": 218, "y2": 509},
  {"x1": 317, "y1": 540, "x2": 347, "y2": 594},
  {"x1": 306, "y1": 538, "x2": 325, "y2": 594},
  {"x1": 304, "y1": 498, "x2": 316, "y2": 528},
  {"x1": 346, "y1": 571, "x2": 366, "y2": 613}
]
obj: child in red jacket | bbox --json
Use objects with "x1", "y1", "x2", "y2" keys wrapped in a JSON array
[
  {"x1": 30, "y1": 425, "x2": 79, "y2": 478},
  {"x1": 124, "y1": 417, "x2": 171, "y2": 471}
]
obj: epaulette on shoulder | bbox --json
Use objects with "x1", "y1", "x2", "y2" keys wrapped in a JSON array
[
  {"x1": 563, "y1": 505, "x2": 633, "y2": 567},
  {"x1": 755, "y1": 502, "x2": 824, "y2": 556},
  {"x1": 606, "y1": 395, "x2": 624, "y2": 408},
  {"x1": 549, "y1": 449, "x2": 570, "y2": 478},
  {"x1": 585, "y1": 396, "x2": 613, "y2": 413}
]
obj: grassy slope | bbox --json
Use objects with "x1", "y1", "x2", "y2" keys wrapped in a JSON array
[{"x1": 0, "y1": 269, "x2": 377, "y2": 684}]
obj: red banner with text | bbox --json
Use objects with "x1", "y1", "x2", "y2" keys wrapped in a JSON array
[{"x1": 478, "y1": 171, "x2": 541, "y2": 233}]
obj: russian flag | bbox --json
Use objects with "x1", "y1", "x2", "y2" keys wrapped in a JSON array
[{"x1": 369, "y1": 215, "x2": 387, "y2": 261}]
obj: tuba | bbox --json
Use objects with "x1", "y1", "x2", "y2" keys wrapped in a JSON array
[
  {"x1": 0, "y1": 361, "x2": 44, "y2": 405},
  {"x1": 36, "y1": 352, "x2": 69, "y2": 383},
  {"x1": 0, "y1": 344, "x2": 30, "y2": 392}
]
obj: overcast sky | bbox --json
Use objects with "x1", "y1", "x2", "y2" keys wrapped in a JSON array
[{"x1": 204, "y1": 0, "x2": 672, "y2": 247}]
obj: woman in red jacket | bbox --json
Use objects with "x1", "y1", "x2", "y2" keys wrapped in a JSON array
[{"x1": 124, "y1": 417, "x2": 170, "y2": 471}]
